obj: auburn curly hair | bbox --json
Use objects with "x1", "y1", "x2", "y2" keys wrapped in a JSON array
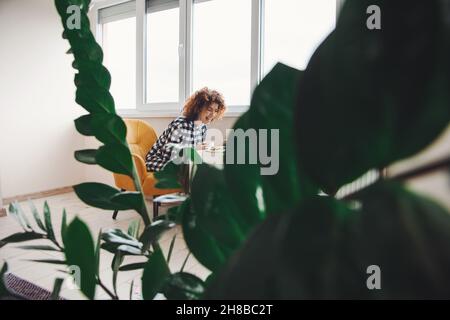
[{"x1": 182, "y1": 87, "x2": 226, "y2": 122}]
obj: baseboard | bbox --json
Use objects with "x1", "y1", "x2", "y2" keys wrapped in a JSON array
[{"x1": 2, "y1": 186, "x2": 73, "y2": 206}]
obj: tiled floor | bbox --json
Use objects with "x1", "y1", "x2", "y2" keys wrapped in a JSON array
[{"x1": 0, "y1": 192, "x2": 210, "y2": 300}]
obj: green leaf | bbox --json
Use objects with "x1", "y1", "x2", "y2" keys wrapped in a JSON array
[
  {"x1": 74, "y1": 114, "x2": 94, "y2": 136},
  {"x1": 127, "y1": 220, "x2": 140, "y2": 239},
  {"x1": 167, "y1": 234, "x2": 177, "y2": 263},
  {"x1": 0, "y1": 262, "x2": 9, "y2": 297},
  {"x1": 163, "y1": 272, "x2": 205, "y2": 300},
  {"x1": 73, "y1": 183, "x2": 130, "y2": 211},
  {"x1": 8, "y1": 202, "x2": 31, "y2": 232},
  {"x1": 101, "y1": 229, "x2": 143, "y2": 254},
  {"x1": 61, "y1": 209, "x2": 68, "y2": 239},
  {"x1": 95, "y1": 230, "x2": 101, "y2": 276},
  {"x1": 96, "y1": 143, "x2": 133, "y2": 176},
  {"x1": 63, "y1": 217, "x2": 97, "y2": 300},
  {"x1": 110, "y1": 192, "x2": 148, "y2": 224},
  {"x1": 119, "y1": 262, "x2": 147, "y2": 271},
  {"x1": 191, "y1": 164, "x2": 246, "y2": 252},
  {"x1": 139, "y1": 220, "x2": 176, "y2": 251},
  {"x1": 75, "y1": 149, "x2": 98, "y2": 165},
  {"x1": 75, "y1": 85, "x2": 115, "y2": 114},
  {"x1": 90, "y1": 113, "x2": 127, "y2": 145},
  {"x1": 209, "y1": 182, "x2": 450, "y2": 299},
  {"x1": 180, "y1": 198, "x2": 227, "y2": 272},
  {"x1": 15, "y1": 202, "x2": 33, "y2": 231},
  {"x1": 295, "y1": 1, "x2": 450, "y2": 192},
  {"x1": 43, "y1": 202, "x2": 56, "y2": 241},
  {"x1": 154, "y1": 161, "x2": 183, "y2": 189},
  {"x1": 29, "y1": 200, "x2": 46, "y2": 232},
  {"x1": 50, "y1": 278, "x2": 64, "y2": 300},
  {"x1": 74, "y1": 61, "x2": 111, "y2": 90},
  {"x1": 142, "y1": 248, "x2": 171, "y2": 300},
  {"x1": 0, "y1": 232, "x2": 45, "y2": 248},
  {"x1": 112, "y1": 252, "x2": 124, "y2": 296}
]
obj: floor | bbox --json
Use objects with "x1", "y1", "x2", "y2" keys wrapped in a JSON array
[{"x1": 0, "y1": 192, "x2": 210, "y2": 300}]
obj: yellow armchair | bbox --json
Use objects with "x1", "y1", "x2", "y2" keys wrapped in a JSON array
[{"x1": 112, "y1": 119, "x2": 181, "y2": 219}]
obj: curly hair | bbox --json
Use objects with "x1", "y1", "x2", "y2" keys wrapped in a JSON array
[{"x1": 182, "y1": 87, "x2": 226, "y2": 122}]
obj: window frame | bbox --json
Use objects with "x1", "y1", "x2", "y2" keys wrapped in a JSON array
[{"x1": 91, "y1": 0, "x2": 341, "y2": 117}]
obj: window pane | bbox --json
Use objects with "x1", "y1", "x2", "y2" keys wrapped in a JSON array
[
  {"x1": 193, "y1": 0, "x2": 252, "y2": 106},
  {"x1": 102, "y1": 17, "x2": 136, "y2": 109},
  {"x1": 146, "y1": 3, "x2": 180, "y2": 104},
  {"x1": 263, "y1": 0, "x2": 336, "y2": 76}
]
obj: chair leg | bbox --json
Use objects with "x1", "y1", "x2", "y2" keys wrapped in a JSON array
[{"x1": 112, "y1": 189, "x2": 126, "y2": 220}]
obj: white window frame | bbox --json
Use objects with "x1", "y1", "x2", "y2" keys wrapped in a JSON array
[{"x1": 90, "y1": 0, "x2": 340, "y2": 118}]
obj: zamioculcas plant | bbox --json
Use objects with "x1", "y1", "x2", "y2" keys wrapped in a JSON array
[{"x1": 1, "y1": 0, "x2": 449, "y2": 300}]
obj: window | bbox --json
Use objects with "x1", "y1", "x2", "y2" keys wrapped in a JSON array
[
  {"x1": 193, "y1": 0, "x2": 252, "y2": 107},
  {"x1": 262, "y1": 0, "x2": 336, "y2": 75},
  {"x1": 100, "y1": 1, "x2": 136, "y2": 109},
  {"x1": 95, "y1": 0, "x2": 337, "y2": 114},
  {"x1": 146, "y1": 0, "x2": 180, "y2": 104}
]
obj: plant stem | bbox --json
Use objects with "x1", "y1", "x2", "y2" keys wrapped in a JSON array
[{"x1": 97, "y1": 277, "x2": 118, "y2": 300}]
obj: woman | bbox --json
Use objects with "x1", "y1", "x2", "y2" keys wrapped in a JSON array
[{"x1": 145, "y1": 87, "x2": 226, "y2": 172}]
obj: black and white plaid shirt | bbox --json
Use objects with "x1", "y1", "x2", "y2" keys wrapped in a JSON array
[{"x1": 145, "y1": 116, "x2": 207, "y2": 172}]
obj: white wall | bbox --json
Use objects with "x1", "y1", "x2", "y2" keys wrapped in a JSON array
[{"x1": 0, "y1": 0, "x2": 86, "y2": 199}]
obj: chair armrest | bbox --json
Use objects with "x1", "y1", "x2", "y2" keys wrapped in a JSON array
[{"x1": 132, "y1": 153, "x2": 147, "y2": 184}]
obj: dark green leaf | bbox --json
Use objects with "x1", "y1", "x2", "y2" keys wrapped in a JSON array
[
  {"x1": 154, "y1": 161, "x2": 183, "y2": 189},
  {"x1": 142, "y1": 248, "x2": 171, "y2": 300},
  {"x1": 73, "y1": 183, "x2": 130, "y2": 211},
  {"x1": 61, "y1": 209, "x2": 68, "y2": 239},
  {"x1": 8, "y1": 202, "x2": 31, "y2": 232},
  {"x1": 63, "y1": 217, "x2": 97, "y2": 300},
  {"x1": 96, "y1": 143, "x2": 133, "y2": 176},
  {"x1": 163, "y1": 272, "x2": 205, "y2": 300},
  {"x1": 50, "y1": 278, "x2": 64, "y2": 300},
  {"x1": 29, "y1": 200, "x2": 46, "y2": 232},
  {"x1": 180, "y1": 198, "x2": 227, "y2": 272},
  {"x1": 75, "y1": 85, "x2": 115, "y2": 114},
  {"x1": 0, "y1": 232, "x2": 45, "y2": 248},
  {"x1": 119, "y1": 262, "x2": 147, "y2": 271},
  {"x1": 74, "y1": 61, "x2": 111, "y2": 90},
  {"x1": 296, "y1": 1, "x2": 450, "y2": 192},
  {"x1": 139, "y1": 220, "x2": 176, "y2": 251},
  {"x1": 112, "y1": 252, "x2": 124, "y2": 296},
  {"x1": 90, "y1": 113, "x2": 127, "y2": 145},
  {"x1": 43, "y1": 202, "x2": 56, "y2": 241},
  {"x1": 75, "y1": 149, "x2": 97, "y2": 165},
  {"x1": 74, "y1": 114, "x2": 94, "y2": 136},
  {"x1": 0, "y1": 262, "x2": 9, "y2": 297},
  {"x1": 167, "y1": 234, "x2": 177, "y2": 263},
  {"x1": 110, "y1": 192, "x2": 148, "y2": 224}
]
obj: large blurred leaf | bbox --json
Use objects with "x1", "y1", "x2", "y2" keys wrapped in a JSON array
[
  {"x1": 180, "y1": 198, "x2": 227, "y2": 272},
  {"x1": 154, "y1": 161, "x2": 183, "y2": 189},
  {"x1": 142, "y1": 248, "x2": 171, "y2": 300},
  {"x1": 63, "y1": 217, "x2": 97, "y2": 300},
  {"x1": 296, "y1": 0, "x2": 450, "y2": 193},
  {"x1": 163, "y1": 272, "x2": 205, "y2": 300},
  {"x1": 208, "y1": 182, "x2": 450, "y2": 299},
  {"x1": 74, "y1": 113, "x2": 127, "y2": 145},
  {"x1": 75, "y1": 85, "x2": 115, "y2": 114},
  {"x1": 74, "y1": 61, "x2": 111, "y2": 90},
  {"x1": 191, "y1": 164, "x2": 245, "y2": 251}
]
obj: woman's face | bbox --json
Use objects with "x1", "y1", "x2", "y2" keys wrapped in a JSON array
[{"x1": 198, "y1": 103, "x2": 219, "y2": 124}]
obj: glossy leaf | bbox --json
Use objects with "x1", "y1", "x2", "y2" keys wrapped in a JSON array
[
  {"x1": 74, "y1": 149, "x2": 97, "y2": 165},
  {"x1": 95, "y1": 143, "x2": 133, "y2": 176},
  {"x1": 163, "y1": 272, "x2": 205, "y2": 300},
  {"x1": 110, "y1": 192, "x2": 148, "y2": 224},
  {"x1": 139, "y1": 220, "x2": 176, "y2": 251},
  {"x1": 73, "y1": 183, "x2": 130, "y2": 211},
  {"x1": 75, "y1": 85, "x2": 115, "y2": 114},
  {"x1": 63, "y1": 217, "x2": 97, "y2": 300},
  {"x1": 142, "y1": 248, "x2": 171, "y2": 300}
]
